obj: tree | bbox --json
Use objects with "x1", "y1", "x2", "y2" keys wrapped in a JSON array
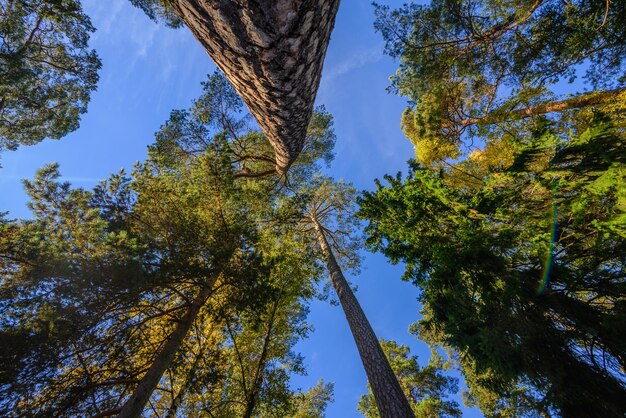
[
  {"x1": 133, "y1": 72, "x2": 336, "y2": 418},
  {"x1": 284, "y1": 177, "x2": 415, "y2": 418},
  {"x1": 0, "y1": 165, "x2": 153, "y2": 416},
  {"x1": 0, "y1": 70, "x2": 339, "y2": 417},
  {"x1": 0, "y1": 0, "x2": 101, "y2": 152},
  {"x1": 374, "y1": 0, "x2": 626, "y2": 165},
  {"x1": 130, "y1": 0, "x2": 341, "y2": 173},
  {"x1": 115, "y1": 118, "x2": 264, "y2": 417},
  {"x1": 358, "y1": 116, "x2": 626, "y2": 416},
  {"x1": 358, "y1": 339, "x2": 460, "y2": 418},
  {"x1": 290, "y1": 379, "x2": 335, "y2": 418}
]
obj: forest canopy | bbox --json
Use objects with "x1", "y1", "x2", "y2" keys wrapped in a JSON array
[{"x1": 1, "y1": 0, "x2": 625, "y2": 417}]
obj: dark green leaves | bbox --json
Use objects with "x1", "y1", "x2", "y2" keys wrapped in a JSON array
[
  {"x1": 0, "y1": 0, "x2": 101, "y2": 151},
  {"x1": 358, "y1": 119, "x2": 626, "y2": 416}
]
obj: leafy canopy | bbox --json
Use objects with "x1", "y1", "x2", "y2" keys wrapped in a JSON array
[
  {"x1": 375, "y1": 0, "x2": 626, "y2": 165},
  {"x1": 0, "y1": 0, "x2": 101, "y2": 152},
  {"x1": 359, "y1": 116, "x2": 626, "y2": 416}
]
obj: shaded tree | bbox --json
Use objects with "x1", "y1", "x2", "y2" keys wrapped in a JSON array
[
  {"x1": 0, "y1": 0, "x2": 100, "y2": 152},
  {"x1": 359, "y1": 116, "x2": 626, "y2": 416}
]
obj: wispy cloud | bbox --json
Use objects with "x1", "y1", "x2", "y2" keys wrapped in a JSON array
[
  {"x1": 129, "y1": 16, "x2": 160, "y2": 58},
  {"x1": 83, "y1": 0, "x2": 125, "y2": 38},
  {"x1": 322, "y1": 47, "x2": 384, "y2": 85}
]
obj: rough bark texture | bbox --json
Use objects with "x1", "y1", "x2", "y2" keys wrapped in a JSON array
[
  {"x1": 461, "y1": 86, "x2": 626, "y2": 127},
  {"x1": 312, "y1": 221, "x2": 415, "y2": 418},
  {"x1": 117, "y1": 282, "x2": 215, "y2": 418},
  {"x1": 167, "y1": 0, "x2": 341, "y2": 174}
]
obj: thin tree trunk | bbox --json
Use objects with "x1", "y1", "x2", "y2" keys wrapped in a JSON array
[
  {"x1": 117, "y1": 281, "x2": 216, "y2": 418},
  {"x1": 163, "y1": 345, "x2": 204, "y2": 418},
  {"x1": 166, "y1": 0, "x2": 340, "y2": 174},
  {"x1": 312, "y1": 220, "x2": 415, "y2": 418},
  {"x1": 461, "y1": 86, "x2": 626, "y2": 127},
  {"x1": 243, "y1": 297, "x2": 280, "y2": 418}
]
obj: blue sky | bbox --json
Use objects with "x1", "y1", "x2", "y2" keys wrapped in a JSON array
[{"x1": 0, "y1": 1, "x2": 481, "y2": 416}]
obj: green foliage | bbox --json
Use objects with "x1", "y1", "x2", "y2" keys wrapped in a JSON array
[
  {"x1": 293, "y1": 175, "x2": 362, "y2": 271},
  {"x1": 0, "y1": 71, "x2": 338, "y2": 417},
  {"x1": 129, "y1": 0, "x2": 182, "y2": 27},
  {"x1": 359, "y1": 118, "x2": 626, "y2": 416},
  {"x1": 375, "y1": 0, "x2": 626, "y2": 164},
  {"x1": 290, "y1": 379, "x2": 334, "y2": 418},
  {"x1": 0, "y1": 0, "x2": 101, "y2": 151},
  {"x1": 0, "y1": 165, "x2": 150, "y2": 416},
  {"x1": 151, "y1": 71, "x2": 336, "y2": 182},
  {"x1": 357, "y1": 339, "x2": 460, "y2": 418}
]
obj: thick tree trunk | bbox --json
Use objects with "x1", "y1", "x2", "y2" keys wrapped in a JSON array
[
  {"x1": 166, "y1": 0, "x2": 340, "y2": 174},
  {"x1": 312, "y1": 221, "x2": 415, "y2": 418},
  {"x1": 461, "y1": 86, "x2": 626, "y2": 127},
  {"x1": 117, "y1": 282, "x2": 215, "y2": 418}
]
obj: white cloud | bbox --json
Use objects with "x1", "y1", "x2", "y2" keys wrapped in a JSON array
[
  {"x1": 83, "y1": 0, "x2": 125, "y2": 37},
  {"x1": 322, "y1": 47, "x2": 384, "y2": 85}
]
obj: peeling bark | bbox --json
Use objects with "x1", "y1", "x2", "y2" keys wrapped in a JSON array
[
  {"x1": 166, "y1": 0, "x2": 341, "y2": 173},
  {"x1": 312, "y1": 220, "x2": 415, "y2": 418}
]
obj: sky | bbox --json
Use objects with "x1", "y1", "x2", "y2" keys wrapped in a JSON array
[{"x1": 0, "y1": 1, "x2": 481, "y2": 416}]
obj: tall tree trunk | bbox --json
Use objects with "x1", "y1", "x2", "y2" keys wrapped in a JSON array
[
  {"x1": 461, "y1": 86, "x2": 626, "y2": 127},
  {"x1": 312, "y1": 220, "x2": 415, "y2": 418},
  {"x1": 117, "y1": 281, "x2": 216, "y2": 418},
  {"x1": 166, "y1": 0, "x2": 340, "y2": 174}
]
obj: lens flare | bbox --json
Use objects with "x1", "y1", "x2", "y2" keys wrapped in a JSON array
[{"x1": 538, "y1": 179, "x2": 558, "y2": 294}]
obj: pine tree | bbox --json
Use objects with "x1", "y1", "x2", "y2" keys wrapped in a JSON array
[
  {"x1": 374, "y1": 0, "x2": 626, "y2": 166},
  {"x1": 359, "y1": 115, "x2": 626, "y2": 416},
  {"x1": 129, "y1": 0, "x2": 340, "y2": 173}
]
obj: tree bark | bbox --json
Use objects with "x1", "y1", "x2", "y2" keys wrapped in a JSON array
[
  {"x1": 117, "y1": 281, "x2": 216, "y2": 418},
  {"x1": 166, "y1": 0, "x2": 341, "y2": 174},
  {"x1": 461, "y1": 86, "x2": 626, "y2": 127},
  {"x1": 312, "y1": 220, "x2": 415, "y2": 418}
]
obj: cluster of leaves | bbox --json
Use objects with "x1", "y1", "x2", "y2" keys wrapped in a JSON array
[
  {"x1": 375, "y1": 0, "x2": 626, "y2": 166},
  {"x1": 128, "y1": 0, "x2": 181, "y2": 27}
]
